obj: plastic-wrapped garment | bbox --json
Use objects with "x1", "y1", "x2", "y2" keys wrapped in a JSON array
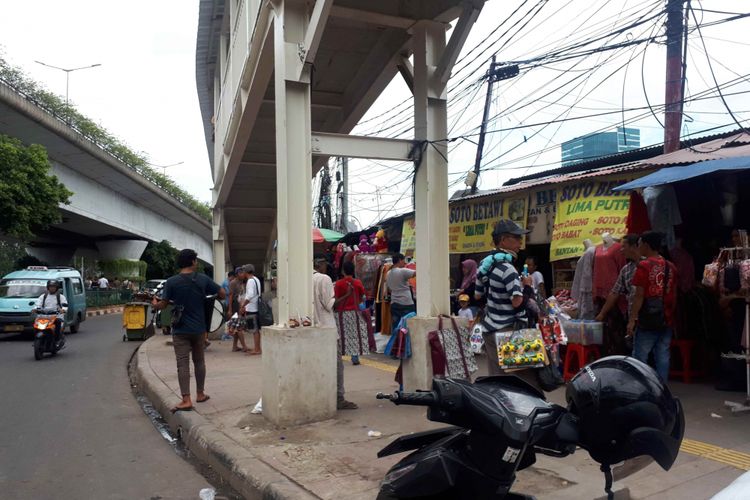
[
  {"x1": 571, "y1": 246, "x2": 595, "y2": 319},
  {"x1": 593, "y1": 242, "x2": 626, "y2": 299},
  {"x1": 642, "y1": 185, "x2": 682, "y2": 249}
]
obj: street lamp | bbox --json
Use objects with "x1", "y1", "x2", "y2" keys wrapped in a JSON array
[
  {"x1": 147, "y1": 161, "x2": 184, "y2": 176},
  {"x1": 34, "y1": 60, "x2": 102, "y2": 106}
]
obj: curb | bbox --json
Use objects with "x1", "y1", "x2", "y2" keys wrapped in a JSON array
[
  {"x1": 86, "y1": 306, "x2": 124, "y2": 317},
  {"x1": 134, "y1": 338, "x2": 317, "y2": 500}
]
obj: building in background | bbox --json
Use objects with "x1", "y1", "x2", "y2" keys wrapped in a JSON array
[{"x1": 561, "y1": 127, "x2": 640, "y2": 166}]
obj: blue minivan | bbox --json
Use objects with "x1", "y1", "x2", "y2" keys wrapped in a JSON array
[{"x1": 0, "y1": 266, "x2": 87, "y2": 334}]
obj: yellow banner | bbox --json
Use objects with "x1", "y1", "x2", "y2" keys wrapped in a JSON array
[
  {"x1": 550, "y1": 175, "x2": 635, "y2": 261},
  {"x1": 400, "y1": 216, "x2": 416, "y2": 256},
  {"x1": 400, "y1": 194, "x2": 529, "y2": 256}
]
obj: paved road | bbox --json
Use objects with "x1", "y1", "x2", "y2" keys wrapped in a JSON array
[{"x1": 0, "y1": 314, "x2": 213, "y2": 500}]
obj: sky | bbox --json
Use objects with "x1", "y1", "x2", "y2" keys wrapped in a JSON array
[{"x1": 2, "y1": 0, "x2": 749, "y2": 229}]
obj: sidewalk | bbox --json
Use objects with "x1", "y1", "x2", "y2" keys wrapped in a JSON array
[{"x1": 135, "y1": 336, "x2": 748, "y2": 499}]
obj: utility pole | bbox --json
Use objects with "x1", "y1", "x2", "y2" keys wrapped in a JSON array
[
  {"x1": 335, "y1": 157, "x2": 349, "y2": 233},
  {"x1": 663, "y1": 0, "x2": 688, "y2": 153},
  {"x1": 471, "y1": 58, "x2": 519, "y2": 193}
]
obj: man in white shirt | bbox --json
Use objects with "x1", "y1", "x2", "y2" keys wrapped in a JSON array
[
  {"x1": 98, "y1": 276, "x2": 109, "y2": 289},
  {"x1": 239, "y1": 264, "x2": 262, "y2": 355},
  {"x1": 313, "y1": 258, "x2": 357, "y2": 410},
  {"x1": 34, "y1": 280, "x2": 68, "y2": 344}
]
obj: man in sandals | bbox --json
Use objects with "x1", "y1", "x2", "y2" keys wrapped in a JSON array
[{"x1": 152, "y1": 249, "x2": 225, "y2": 413}]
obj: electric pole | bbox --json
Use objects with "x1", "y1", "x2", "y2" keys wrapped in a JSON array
[
  {"x1": 663, "y1": 0, "x2": 688, "y2": 153},
  {"x1": 471, "y1": 58, "x2": 519, "y2": 193},
  {"x1": 335, "y1": 157, "x2": 349, "y2": 232}
]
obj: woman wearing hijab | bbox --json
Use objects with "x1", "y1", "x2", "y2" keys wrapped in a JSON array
[{"x1": 453, "y1": 259, "x2": 480, "y2": 313}]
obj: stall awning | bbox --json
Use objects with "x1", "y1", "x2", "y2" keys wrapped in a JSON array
[{"x1": 613, "y1": 155, "x2": 750, "y2": 191}]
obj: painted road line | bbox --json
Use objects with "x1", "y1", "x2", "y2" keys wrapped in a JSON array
[
  {"x1": 342, "y1": 355, "x2": 398, "y2": 373},
  {"x1": 681, "y1": 438, "x2": 750, "y2": 471}
]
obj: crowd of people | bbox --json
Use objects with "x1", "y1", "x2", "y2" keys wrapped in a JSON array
[{"x1": 84, "y1": 275, "x2": 138, "y2": 292}]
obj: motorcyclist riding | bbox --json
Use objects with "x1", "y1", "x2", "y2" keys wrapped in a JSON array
[{"x1": 34, "y1": 280, "x2": 68, "y2": 345}]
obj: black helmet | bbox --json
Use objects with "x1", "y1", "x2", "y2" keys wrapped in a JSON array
[
  {"x1": 566, "y1": 356, "x2": 684, "y2": 471},
  {"x1": 46, "y1": 279, "x2": 61, "y2": 290}
]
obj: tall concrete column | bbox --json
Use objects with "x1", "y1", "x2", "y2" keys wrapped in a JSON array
[
  {"x1": 212, "y1": 206, "x2": 228, "y2": 281},
  {"x1": 262, "y1": 0, "x2": 336, "y2": 426},
  {"x1": 272, "y1": 0, "x2": 314, "y2": 323},
  {"x1": 95, "y1": 240, "x2": 148, "y2": 261},
  {"x1": 412, "y1": 20, "x2": 450, "y2": 317}
]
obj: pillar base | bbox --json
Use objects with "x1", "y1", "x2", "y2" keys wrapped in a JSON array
[
  {"x1": 262, "y1": 325, "x2": 337, "y2": 426},
  {"x1": 402, "y1": 316, "x2": 473, "y2": 392}
]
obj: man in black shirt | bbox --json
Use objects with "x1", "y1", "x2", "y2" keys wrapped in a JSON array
[{"x1": 153, "y1": 249, "x2": 225, "y2": 413}]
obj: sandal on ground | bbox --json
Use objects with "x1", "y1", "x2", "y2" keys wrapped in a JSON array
[
  {"x1": 170, "y1": 405, "x2": 194, "y2": 413},
  {"x1": 232, "y1": 347, "x2": 242, "y2": 352},
  {"x1": 337, "y1": 400, "x2": 359, "y2": 410},
  {"x1": 196, "y1": 395, "x2": 211, "y2": 403}
]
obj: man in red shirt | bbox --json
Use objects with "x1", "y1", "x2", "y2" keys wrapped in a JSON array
[{"x1": 628, "y1": 231, "x2": 678, "y2": 381}]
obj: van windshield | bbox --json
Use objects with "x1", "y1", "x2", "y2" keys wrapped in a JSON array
[{"x1": 0, "y1": 279, "x2": 47, "y2": 299}]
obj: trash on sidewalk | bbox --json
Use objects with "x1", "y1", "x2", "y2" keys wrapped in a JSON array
[
  {"x1": 711, "y1": 412, "x2": 723, "y2": 418},
  {"x1": 368, "y1": 430, "x2": 382, "y2": 437},
  {"x1": 250, "y1": 397, "x2": 262, "y2": 414},
  {"x1": 199, "y1": 487, "x2": 216, "y2": 500}
]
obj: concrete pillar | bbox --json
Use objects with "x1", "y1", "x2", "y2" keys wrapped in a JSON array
[
  {"x1": 212, "y1": 206, "x2": 228, "y2": 281},
  {"x1": 273, "y1": 0, "x2": 314, "y2": 324},
  {"x1": 262, "y1": 325, "x2": 337, "y2": 425},
  {"x1": 95, "y1": 240, "x2": 148, "y2": 261},
  {"x1": 25, "y1": 246, "x2": 76, "y2": 266},
  {"x1": 412, "y1": 21, "x2": 451, "y2": 318},
  {"x1": 261, "y1": 0, "x2": 337, "y2": 426}
]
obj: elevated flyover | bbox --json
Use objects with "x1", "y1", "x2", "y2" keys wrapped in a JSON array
[{"x1": 0, "y1": 81, "x2": 212, "y2": 264}]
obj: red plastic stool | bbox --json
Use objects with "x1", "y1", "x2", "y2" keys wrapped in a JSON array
[
  {"x1": 669, "y1": 339, "x2": 706, "y2": 384},
  {"x1": 563, "y1": 343, "x2": 602, "y2": 381}
]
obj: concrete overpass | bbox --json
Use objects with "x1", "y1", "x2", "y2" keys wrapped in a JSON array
[
  {"x1": 197, "y1": 0, "x2": 486, "y2": 425},
  {"x1": 0, "y1": 81, "x2": 212, "y2": 265}
]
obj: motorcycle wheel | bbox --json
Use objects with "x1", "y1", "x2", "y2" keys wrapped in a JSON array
[{"x1": 33, "y1": 337, "x2": 44, "y2": 360}]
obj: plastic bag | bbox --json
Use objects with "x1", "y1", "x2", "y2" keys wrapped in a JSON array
[{"x1": 470, "y1": 324, "x2": 485, "y2": 354}]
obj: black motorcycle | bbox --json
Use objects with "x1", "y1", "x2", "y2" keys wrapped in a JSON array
[{"x1": 376, "y1": 361, "x2": 684, "y2": 500}]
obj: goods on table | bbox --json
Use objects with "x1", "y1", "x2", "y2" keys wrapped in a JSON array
[{"x1": 496, "y1": 329, "x2": 547, "y2": 369}]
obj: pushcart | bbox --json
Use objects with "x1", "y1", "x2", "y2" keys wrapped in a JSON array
[{"x1": 122, "y1": 302, "x2": 155, "y2": 341}]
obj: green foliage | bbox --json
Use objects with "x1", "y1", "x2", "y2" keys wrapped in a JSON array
[
  {"x1": 0, "y1": 55, "x2": 211, "y2": 221},
  {"x1": 142, "y1": 240, "x2": 179, "y2": 279},
  {"x1": 0, "y1": 134, "x2": 73, "y2": 239},
  {"x1": 98, "y1": 259, "x2": 147, "y2": 281},
  {"x1": 0, "y1": 241, "x2": 28, "y2": 277}
]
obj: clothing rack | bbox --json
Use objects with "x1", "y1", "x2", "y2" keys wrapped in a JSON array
[{"x1": 722, "y1": 234, "x2": 750, "y2": 413}]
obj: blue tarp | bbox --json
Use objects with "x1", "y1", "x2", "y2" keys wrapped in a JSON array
[{"x1": 613, "y1": 155, "x2": 750, "y2": 191}]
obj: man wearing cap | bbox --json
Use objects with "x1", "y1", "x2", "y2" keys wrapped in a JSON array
[
  {"x1": 475, "y1": 220, "x2": 539, "y2": 389},
  {"x1": 313, "y1": 258, "x2": 358, "y2": 410}
]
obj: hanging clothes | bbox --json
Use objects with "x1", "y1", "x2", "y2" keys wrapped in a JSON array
[
  {"x1": 642, "y1": 185, "x2": 682, "y2": 249},
  {"x1": 626, "y1": 191, "x2": 651, "y2": 235},
  {"x1": 571, "y1": 246, "x2": 596, "y2": 319},
  {"x1": 593, "y1": 242, "x2": 626, "y2": 300}
]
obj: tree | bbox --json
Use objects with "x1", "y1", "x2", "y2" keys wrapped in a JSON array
[
  {"x1": 0, "y1": 241, "x2": 27, "y2": 276},
  {"x1": 142, "y1": 240, "x2": 179, "y2": 279},
  {"x1": 0, "y1": 134, "x2": 72, "y2": 239}
]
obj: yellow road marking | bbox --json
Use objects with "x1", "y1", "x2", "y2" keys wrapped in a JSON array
[
  {"x1": 681, "y1": 439, "x2": 750, "y2": 470},
  {"x1": 350, "y1": 356, "x2": 750, "y2": 471},
  {"x1": 342, "y1": 355, "x2": 397, "y2": 373}
]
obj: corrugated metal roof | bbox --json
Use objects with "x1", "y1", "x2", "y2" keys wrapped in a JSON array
[{"x1": 641, "y1": 132, "x2": 750, "y2": 166}]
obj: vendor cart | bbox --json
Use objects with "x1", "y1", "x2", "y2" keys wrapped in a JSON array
[{"x1": 122, "y1": 302, "x2": 155, "y2": 341}]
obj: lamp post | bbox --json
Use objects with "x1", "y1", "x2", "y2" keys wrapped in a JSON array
[{"x1": 34, "y1": 61, "x2": 102, "y2": 106}]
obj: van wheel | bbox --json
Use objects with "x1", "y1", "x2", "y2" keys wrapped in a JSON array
[{"x1": 69, "y1": 314, "x2": 81, "y2": 334}]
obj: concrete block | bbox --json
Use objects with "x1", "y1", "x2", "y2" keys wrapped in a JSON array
[
  {"x1": 401, "y1": 316, "x2": 472, "y2": 391},
  {"x1": 262, "y1": 325, "x2": 337, "y2": 426}
]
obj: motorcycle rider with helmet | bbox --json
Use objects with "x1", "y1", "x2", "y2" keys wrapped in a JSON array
[{"x1": 34, "y1": 280, "x2": 69, "y2": 346}]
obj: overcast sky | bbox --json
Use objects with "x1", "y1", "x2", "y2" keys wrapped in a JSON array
[{"x1": 2, "y1": 0, "x2": 749, "y2": 229}]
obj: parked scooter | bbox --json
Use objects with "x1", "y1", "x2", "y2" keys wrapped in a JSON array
[
  {"x1": 376, "y1": 356, "x2": 684, "y2": 500},
  {"x1": 32, "y1": 306, "x2": 67, "y2": 360}
]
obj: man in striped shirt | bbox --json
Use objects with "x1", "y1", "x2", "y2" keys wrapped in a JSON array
[{"x1": 475, "y1": 219, "x2": 534, "y2": 378}]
